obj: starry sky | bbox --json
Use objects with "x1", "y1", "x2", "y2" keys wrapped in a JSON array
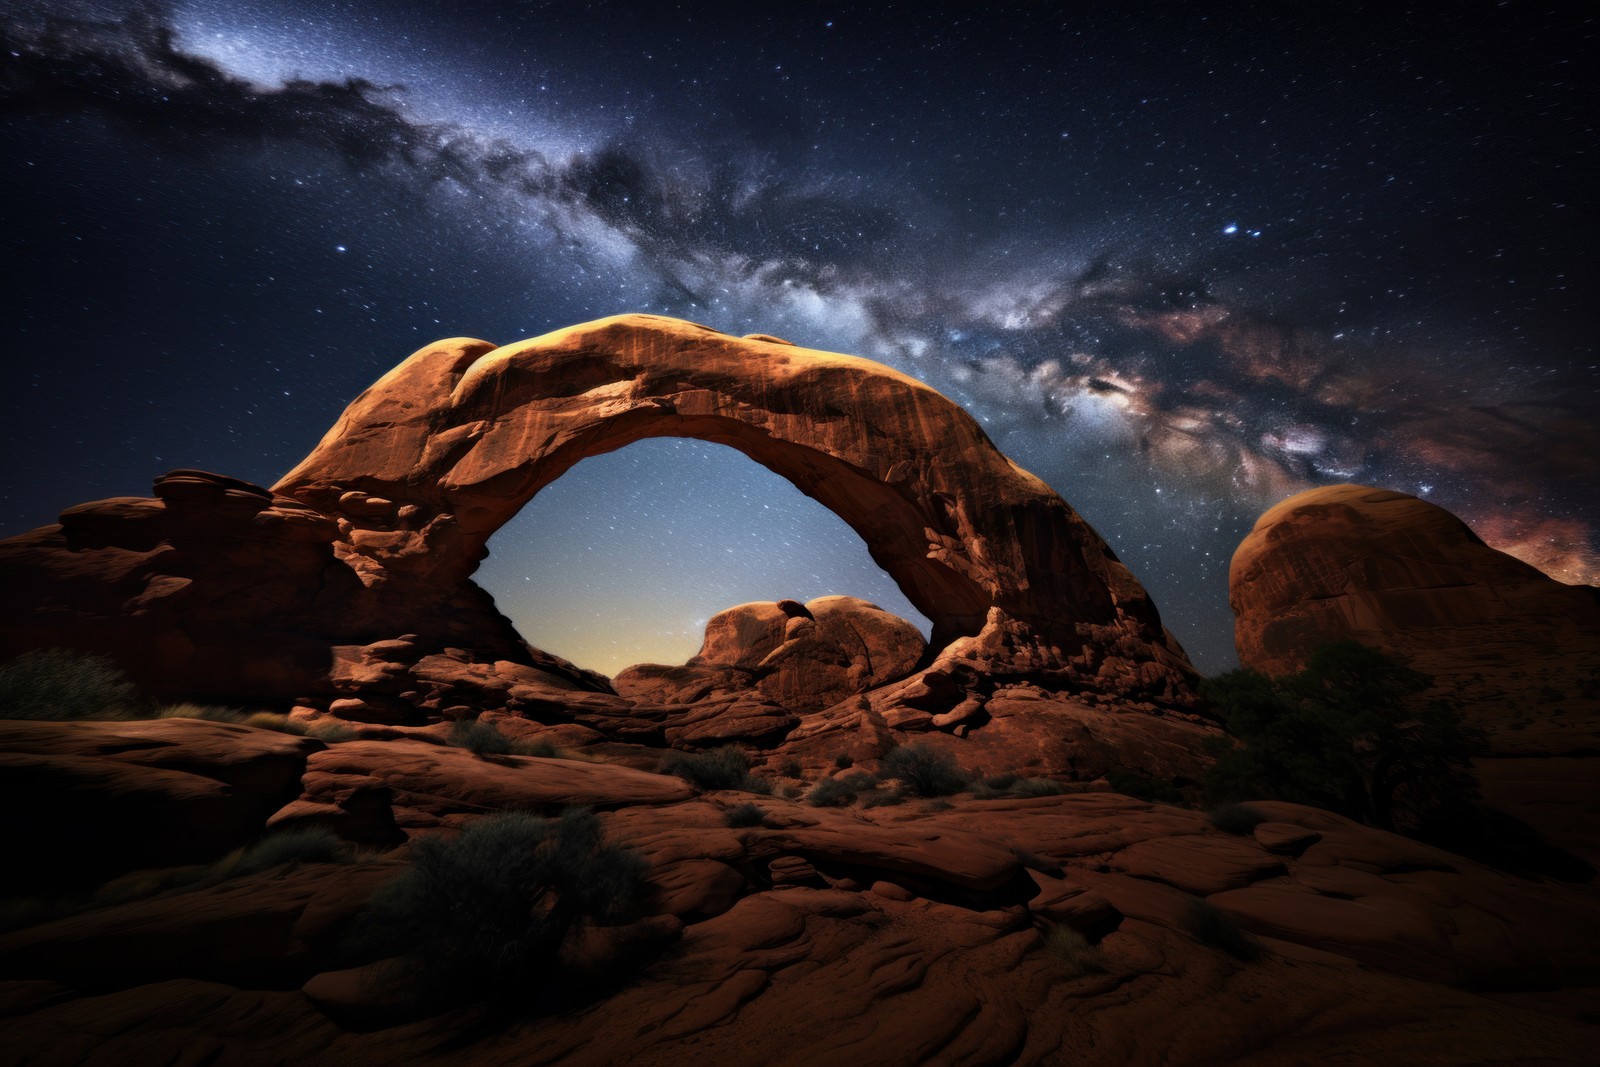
[{"x1": 2, "y1": 0, "x2": 1595, "y2": 677}]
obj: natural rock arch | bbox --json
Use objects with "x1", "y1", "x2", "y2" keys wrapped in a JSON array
[{"x1": 275, "y1": 315, "x2": 1194, "y2": 700}]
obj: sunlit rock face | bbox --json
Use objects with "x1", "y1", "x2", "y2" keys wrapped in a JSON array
[
  {"x1": 0, "y1": 315, "x2": 1207, "y2": 772},
  {"x1": 275, "y1": 314, "x2": 1196, "y2": 706}
]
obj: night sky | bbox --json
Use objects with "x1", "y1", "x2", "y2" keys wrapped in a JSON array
[{"x1": 2, "y1": 1, "x2": 1595, "y2": 677}]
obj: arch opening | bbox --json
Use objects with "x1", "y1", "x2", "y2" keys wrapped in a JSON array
[{"x1": 475, "y1": 437, "x2": 933, "y2": 677}]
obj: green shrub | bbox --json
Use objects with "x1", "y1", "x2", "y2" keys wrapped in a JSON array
[
  {"x1": 514, "y1": 737, "x2": 563, "y2": 759},
  {"x1": 1182, "y1": 899, "x2": 1260, "y2": 962},
  {"x1": 449, "y1": 718, "x2": 515, "y2": 756},
  {"x1": 660, "y1": 746, "x2": 771, "y2": 793},
  {"x1": 1007, "y1": 777, "x2": 1067, "y2": 798},
  {"x1": 812, "y1": 771, "x2": 864, "y2": 806},
  {"x1": 352, "y1": 809, "x2": 651, "y2": 1003},
  {"x1": 1207, "y1": 803, "x2": 1269, "y2": 836},
  {"x1": 878, "y1": 742, "x2": 968, "y2": 797},
  {"x1": 1105, "y1": 769, "x2": 1184, "y2": 804},
  {"x1": 723, "y1": 802, "x2": 768, "y2": 828},
  {"x1": 1042, "y1": 923, "x2": 1104, "y2": 978},
  {"x1": 777, "y1": 758, "x2": 803, "y2": 779},
  {"x1": 0, "y1": 648, "x2": 141, "y2": 720},
  {"x1": 1202, "y1": 641, "x2": 1486, "y2": 833},
  {"x1": 806, "y1": 771, "x2": 876, "y2": 807},
  {"x1": 157, "y1": 702, "x2": 248, "y2": 723},
  {"x1": 233, "y1": 828, "x2": 350, "y2": 876},
  {"x1": 834, "y1": 753, "x2": 854, "y2": 770}
]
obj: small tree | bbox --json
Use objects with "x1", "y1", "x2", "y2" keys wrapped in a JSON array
[{"x1": 1203, "y1": 641, "x2": 1485, "y2": 832}]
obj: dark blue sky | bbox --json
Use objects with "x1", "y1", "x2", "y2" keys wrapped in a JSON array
[{"x1": 2, "y1": 0, "x2": 1595, "y2": 675}]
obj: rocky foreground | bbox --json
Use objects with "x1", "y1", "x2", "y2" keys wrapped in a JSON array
[
  {"x1": 3, "y1": 714, "x2": 1599, "y2": 1066},
  {"x1": 3, "y1": 319, "x2": 1598, "y2": 1062}
]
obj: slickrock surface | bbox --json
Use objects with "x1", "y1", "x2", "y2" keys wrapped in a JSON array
[{"x1": 2, "y1": 717, "x2": 1598, "y2": 1066}]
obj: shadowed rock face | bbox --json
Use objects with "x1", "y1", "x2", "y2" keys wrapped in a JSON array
[{"x1": 274, "y1": 314, "x2": 1194, "y2": 702}]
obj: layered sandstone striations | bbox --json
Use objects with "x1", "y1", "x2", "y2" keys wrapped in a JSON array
[
  {"x1": 3, "y1": 715, "x2": 1599, "y2": 1065},
  {"x1": 274, "y1": 314, "x2": 1195, "y2": 704},
  {"x1": 0, "y1": 315, "x2": 1209, "y2": 780}
]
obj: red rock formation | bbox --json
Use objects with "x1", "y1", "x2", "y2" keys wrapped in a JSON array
[
  {"x1": 0, "y1": 315, "x2": 1208, "y2": 779},
  {"x1": 1230, "y1": 483, "x2": 1600, "y2": 863},
  {"x1": 614, "y1": 595, "x2": 927, "y2": 712},
  {"x1": 1230, "y1": 484, "x2": 1600, "y2": 753},
  {"x1": 3, "y1": 715, "x2": 1599, "y2": 1065},
  {"x1": 274, "y1": 314, "x2": 1195, "y2": 704}
]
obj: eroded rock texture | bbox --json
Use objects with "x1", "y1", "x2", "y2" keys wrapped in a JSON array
[
  {"x1": 3, "y1": 716, "x2": 1598, "y2": 1066},
  {"x1": 1231, "y1": 484, "x2": 1600, "y2": 750},
  {"x1": 0, "y1": 315, "x2": 1208, "y2": 779},
  {"x1": 275, "y1": 314, "x2": 1194, "y2": 701},
  {"x1": 1230, "y1": 483, "x2": 1600, "y2": 862}
]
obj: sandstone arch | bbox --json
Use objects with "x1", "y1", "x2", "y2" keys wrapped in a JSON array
[{"x1": 275, "y1": 315, "x2": 1193, "y2": 700}]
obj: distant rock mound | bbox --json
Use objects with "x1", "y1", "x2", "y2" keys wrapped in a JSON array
[
  {"x1": 1230, "y1": 483, "x2": 1600, "y2": 862},
  {"x1": 614, "y1": 596, "x2": 927, "y2": 713},
  {"x1": 1230, "y1": 484, "x2": 1600, "y2": 751}
]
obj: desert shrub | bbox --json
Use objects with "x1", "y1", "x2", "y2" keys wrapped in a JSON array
[
  {"x1": 858, "y1": 789, "x2": 905, "y2": 808},
  {"x1": 724, "y1": 802, "x2": 768, "y2": 828},
  {"x1": 158, "y1": 704, "x2": 327, "y2": 738},
  {"x1": 305, "y1": 721, "x2": 356, "y2": 744},
  {"x1": 878, "y1": 742, "x2": 968, "y2": 797},
  {"x1": 233, "y1": 828, "x2": 351, "y2": 876},
  {"x1": 1105, "y1": 769, "x2": 1184, "y2": 804},
  {"x1": 833, "y1": 753, "x2": 854, "y2": 769},
  {"x1": 806, "y1": 771, "x2": 877, "y2": 807},
  {"x1": 449, "y1": 718, "x2": 515, "y2": 756},
  {"x1": 660, "y1": 746, "x2": 771, "y2": 793},
  {"x1": 352, "y1": 809, "x2": 651, "y2": 1003},
  {"x1": 1182, "y1": 899, "x2": 1260, "y2": 962},
  {"x1": 777, "y1": 758, "x2": 803, "y2": 779},
  {"x1": 1207, "y1": 803, "x2": 1269, "y2": 836},
  {"x1": 1202, "y1": 641, "x2": 1486, "y2": 833},
  {"x1": 514, "y1": 737, "x2": 563, "y2": 759},
  {"x1": 157, "y1": 702, "x2": 247, "y2": 723},
  {"x1": 1008, "y1": 777, "x2": 1067, "y2": 798},
  {"x1": 1042, "y1": 923, "x2": 1104, "y2": 978},
  {"x1": 0, "y1": 648, "x2": 141, "y2": 720}
]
